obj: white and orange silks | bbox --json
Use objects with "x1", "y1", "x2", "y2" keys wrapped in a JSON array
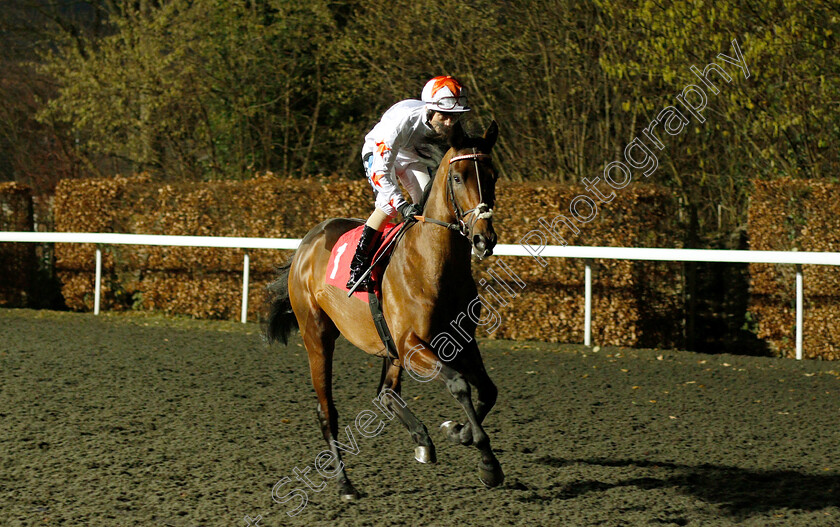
[{"x1": 361, "y1": 100, "x2": 448, "y2": 217}]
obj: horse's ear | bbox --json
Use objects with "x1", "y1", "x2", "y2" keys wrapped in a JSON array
[
  {"x1": 483, "y1": 120, "x2": 499, "y2": 150},
  {"x1": 450, "y1": 120, "x2": 466, "y2": 149}
]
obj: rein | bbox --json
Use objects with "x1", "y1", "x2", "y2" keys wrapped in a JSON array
[{"x1": 414, "y1": 149, "x2": 493, "y2": 238}]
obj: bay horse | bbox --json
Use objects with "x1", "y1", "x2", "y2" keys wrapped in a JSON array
[{"x1": 266, "y1": 121, "x2": 503, "y2": 500}]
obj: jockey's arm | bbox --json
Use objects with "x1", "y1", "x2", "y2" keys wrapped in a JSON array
[{"x1": 367, "y1": 117, "x2": 415, "y2": 213}]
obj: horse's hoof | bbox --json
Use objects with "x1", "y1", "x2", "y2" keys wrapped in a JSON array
[
  {"x1": 414, "y1": 445, "x2": 436, "y2": 464},
  {"x1": 440, "y1": 420, "x2": 473, "y2": 445},
  {"x1": 440, "y1": 420, "x2": 462, "y2": 444},
  {"x1": 339, "y1": 481, "x2": 360, "y2": 501},
  {"x1": 478, "y1": 461, "x2": 505, "y2": 488}
]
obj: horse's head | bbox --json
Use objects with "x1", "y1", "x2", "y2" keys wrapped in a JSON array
[{"x1": 445, "y1": 120, "x2": 499, "y2": 260}]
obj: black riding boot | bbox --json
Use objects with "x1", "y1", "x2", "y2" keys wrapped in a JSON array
[{"x1": 346, "y1": 225, "x2": 383, "y2": 291}]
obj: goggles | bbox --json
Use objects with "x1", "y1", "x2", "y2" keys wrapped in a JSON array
[{"x1": 433, "y1": 96, "x2": 469, "y2": 111}]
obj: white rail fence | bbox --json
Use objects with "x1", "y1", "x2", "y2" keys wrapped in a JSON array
[{"x1": 3, "y1": 231, "x2": 840, "y2": 360}]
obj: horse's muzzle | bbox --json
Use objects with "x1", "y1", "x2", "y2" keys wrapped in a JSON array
[{"x1": 472, "y1": 232, "x2": 497, "y2": 260}]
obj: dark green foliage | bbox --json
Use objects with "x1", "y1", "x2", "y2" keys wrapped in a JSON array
[{"x1": 0, "y1": 0, "x2": 837, "y2": 237}]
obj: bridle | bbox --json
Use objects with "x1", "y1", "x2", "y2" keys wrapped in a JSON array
[
  {"x1": 416, "y1": 148, "x2": 494, "y2": 240},
  {"x1": 447, "y1": 149, "x2": 494, "y2": 237}
]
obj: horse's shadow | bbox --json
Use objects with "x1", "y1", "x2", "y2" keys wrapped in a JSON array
[{"x1": 528, "y1": 456, "x2": 840, "y2": 519}]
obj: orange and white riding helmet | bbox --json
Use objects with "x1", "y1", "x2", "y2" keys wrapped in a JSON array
[{"x1": 421, "y1": 76, "x2": 470, "y2": 113}]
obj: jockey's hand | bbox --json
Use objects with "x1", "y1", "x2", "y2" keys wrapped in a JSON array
[{"x1": 398, "y1": 202, "x2": 423, "y2": 220}]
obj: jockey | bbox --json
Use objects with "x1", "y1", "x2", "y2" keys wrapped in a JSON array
[{"x1": 347, "y1": 75, "x2": 471, "y2": 290}]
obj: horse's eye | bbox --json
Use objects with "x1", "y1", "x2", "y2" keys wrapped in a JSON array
[{"x1": 453, "y1": 175, "x2": 462, "y2": 184}]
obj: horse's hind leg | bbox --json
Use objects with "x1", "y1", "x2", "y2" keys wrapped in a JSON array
[
  {"x1": 301, "y1": 312, "x2": 360, "y2": 500},
  {"x1": 378, "y1": 360, "x2": 436, "y2": 464}
]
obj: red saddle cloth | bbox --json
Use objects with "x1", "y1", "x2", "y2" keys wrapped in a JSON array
[{"x1": 325, "y1": 223, "x2": 402, "y2": 301}]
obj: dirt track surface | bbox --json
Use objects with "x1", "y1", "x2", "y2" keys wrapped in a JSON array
[{"x1": 2, "y1": 308, "x2": 840, "y2": 526}]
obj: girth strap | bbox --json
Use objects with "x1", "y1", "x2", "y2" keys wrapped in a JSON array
[
  {"x1": 368, "y1": 293, "x2": 400, "y2": 362},
  {"x1": 364, "y1": 219, "x2": 416, "y2": 363}
]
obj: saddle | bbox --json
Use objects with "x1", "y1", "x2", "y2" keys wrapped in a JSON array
[
  {"x1": 325, "y1": 223, "x2": 402, "y2": 300},
  {"x1": 325, "y1": 221, "x2": 416, "y2": 361}
]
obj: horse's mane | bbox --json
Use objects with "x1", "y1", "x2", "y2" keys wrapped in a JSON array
[
  {"x1": 419, "y1": 179, "x2": 434, "y2": 211},
  {"x1": 418, "y1": 148, "x2": 453, "y2": 212}
]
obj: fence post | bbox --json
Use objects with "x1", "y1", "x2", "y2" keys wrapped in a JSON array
[
  {"x1": 584, "y1": 260, "x2": 592, "y2": 346},
  {"x1": 241, "y1": 252, "x2": 250, "y2": 323},
  {"x1": 796, "y1": 264, "x2": 803, "y2": 360},
  {"x1": 94, "y1": 246, "x2": 102, "y2": 315}
]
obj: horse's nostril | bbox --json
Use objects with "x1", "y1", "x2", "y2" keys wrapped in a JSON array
[
  {"x1": 480, "y1": 232, "x2": 496, "y2": 250},
  {"x1": 473, "y1": 235, "x2": 486, "y2": 249}
]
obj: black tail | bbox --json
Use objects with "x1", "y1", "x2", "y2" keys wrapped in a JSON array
[{"x1": 265, "y1": 260, "x2": 299, "y2": 345}]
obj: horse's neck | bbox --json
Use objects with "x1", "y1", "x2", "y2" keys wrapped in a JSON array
[
  {"x1": 400, "y1": 157, "x2": 472, "y2": 279},
  {"x1": 423, "y1": 162, "x2": 456, "y2": 231}
]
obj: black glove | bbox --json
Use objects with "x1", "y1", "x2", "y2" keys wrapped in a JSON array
[{"x1": 398, "y1": 202, "x2": 422, "y2": 219}]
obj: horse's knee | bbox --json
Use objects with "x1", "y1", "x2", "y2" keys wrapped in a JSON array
[{"x1": 444, "y1": 374, "x2": 470, "y2": 401}]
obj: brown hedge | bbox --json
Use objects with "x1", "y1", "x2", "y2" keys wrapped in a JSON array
[
  {"x1": 0, "y1": 182, "x2": 35, "y2": 306},
  {"x1": 749, "y1": 296, "x2": 840, "y2": 361},
  {"x1": 52, "y1": 174, "x2": 682, "y2": 347},
  {"x1": 748, "y1": 178, "x2": 840, "y2": 359}
]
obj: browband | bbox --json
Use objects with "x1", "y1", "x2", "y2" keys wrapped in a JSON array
[{"x1": 449, "y1": 153, "x2": 490, "y2": 164}]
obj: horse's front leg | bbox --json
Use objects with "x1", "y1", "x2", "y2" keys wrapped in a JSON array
[
  {"x1": 403, "y1": 334, "x2": 503, "y2": 487},
  {"x1": 439, "y1": 365, "x2": 504, "y2": 487},
  {"x1": 440, "y1": 348, "x2": 497, "y2": 446},
  {"x1": 378, "y1": 359, "x2": 436, "y2": 464},
  {"x1": 470, "y1": 366, "x2": 498, "y2": 430}
]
